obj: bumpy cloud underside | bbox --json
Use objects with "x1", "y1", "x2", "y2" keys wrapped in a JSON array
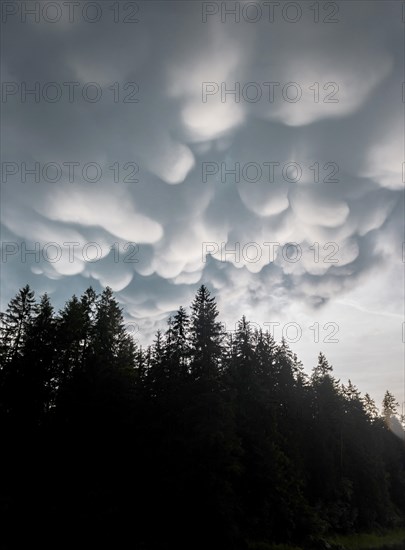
[{"x1": 1, "y1": 1, "x2": 404, "y2": 403}]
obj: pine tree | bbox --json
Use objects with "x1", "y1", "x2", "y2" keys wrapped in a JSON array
[
  {"x1": 0, "y1": 285, "x2": 35, "y2": 364},
  {"x1": 135, "y1": 345, "x2": 147, "y2": 381},
  {"x1": 0, "y1": 286, "x2": 36, "y2": 422},
  {"x1": 382, "y1": 390, "x2": 399, "y2": 430},
  {"x1": 79, "y1": 286, "x2": 97, "y2": 364},
  {"x1": 275, "y1": 337, "x2": 296, "y2": 395},
  {"x1": 231, "y1": 316, "x2": 255, "y2": 389},
  {"x1": 251, "y1": 328, "x2": 277, "y2": 393},
  {"x1": 382, "y1": 390, "x2": 399, "y2": 417},
  {"x1": 147, "y1": 330, "x2": 166, "y2": 397},
  {"x1": 20, "y1": 294, "x2": 57, "y2": 421},
  {"x1": 312, "y1": 351, "x2": 334, "y2": 382},
  {"x1": 57, "y1": 294, "x2": 88, "y2": 380},
  {"x1": 189, "y1": 285, "x2": 224, "y2": 381},
  {"x1": 343, "y1": 379, "x2": 360, "y2": 401},
  {"x1": 362, "y1": 393, "x2": 379, "y2": 422},
  {"x1": 342, "y1": 380, "x2": 364, "y2": 418},
  {"x1": 90, "y1": 287, "x2": 135, "y2": 371},
  {"x1": 168, "y1": 306, "x2": 190, "y2": 377}
]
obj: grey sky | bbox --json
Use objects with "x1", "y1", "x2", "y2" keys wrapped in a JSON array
[{"x1": 1, "y1": 0, "x2": 404, "y2": 409}]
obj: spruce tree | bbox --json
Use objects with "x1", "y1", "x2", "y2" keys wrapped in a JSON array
[
  {"x1": 0, "y1": 286, "x2": 36, "y2": 422},
  {"x1": 362, "y1": 393, "x2": 379, "y2": 422},
  {"x1": 189, "y1": 284, "x2": 223, "y2": 381},
  {"x1": 57, "y1": 294, "x2": 87, "y2": 381},
  {"x1": 0, "y1": 284, "x2": 35, "y2": 364},
  {"x1": 22, "y1": 293, "x2": 57, "y2": 420},
  {"x1": 382, "y1": 390, "x2": 400, "y2": 432}
]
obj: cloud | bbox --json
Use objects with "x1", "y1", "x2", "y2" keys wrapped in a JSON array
[
  {"x1": 290, "y1": 188, "x2": 350, "y2": 228},
  {"x1": 1, "y1": 0, "x2": 403, "y2": 405},
  {"x1": 40, "y1": 185, "x2": 163, "y2": 243}
]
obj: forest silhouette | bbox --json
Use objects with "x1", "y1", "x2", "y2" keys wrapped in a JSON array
[{"x1": 0, "y1": 284, "x2": 404, "y2": 550}]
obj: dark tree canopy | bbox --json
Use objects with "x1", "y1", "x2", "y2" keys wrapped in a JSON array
[{"x1": 0, "y1": 284, "x2": 404, "y2": 550}]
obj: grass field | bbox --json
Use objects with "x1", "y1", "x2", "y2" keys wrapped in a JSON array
[
  {"x1": 328, "y1": 529, "x2": 405, "y2": 549},
  {"x1": 247, "y1": 529, "x2": 405, "y2": 550}
]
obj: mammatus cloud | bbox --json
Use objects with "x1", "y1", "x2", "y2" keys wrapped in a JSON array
[{"x1": 1, "y1": 1, "x2": 403, "y2": 406}]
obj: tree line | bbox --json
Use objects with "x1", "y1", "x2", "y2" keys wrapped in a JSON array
[{"x1": 0, "y1": 284, "x2": 404, "y2": 550}]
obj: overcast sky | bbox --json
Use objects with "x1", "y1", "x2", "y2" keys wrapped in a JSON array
[{"x1": 1, "y1": 0, "x2": 404, "y2": 409}]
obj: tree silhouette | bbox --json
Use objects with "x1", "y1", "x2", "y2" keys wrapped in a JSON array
[
  {"x1": 189, "y1": 284, "x2": 224, "y2": 381},
  {"x1": 0, "y1": 284, "x2": 404, "y2": 550},
  {"x1": 0, "y1": 284, "x2": 35, "y2": 363}
]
